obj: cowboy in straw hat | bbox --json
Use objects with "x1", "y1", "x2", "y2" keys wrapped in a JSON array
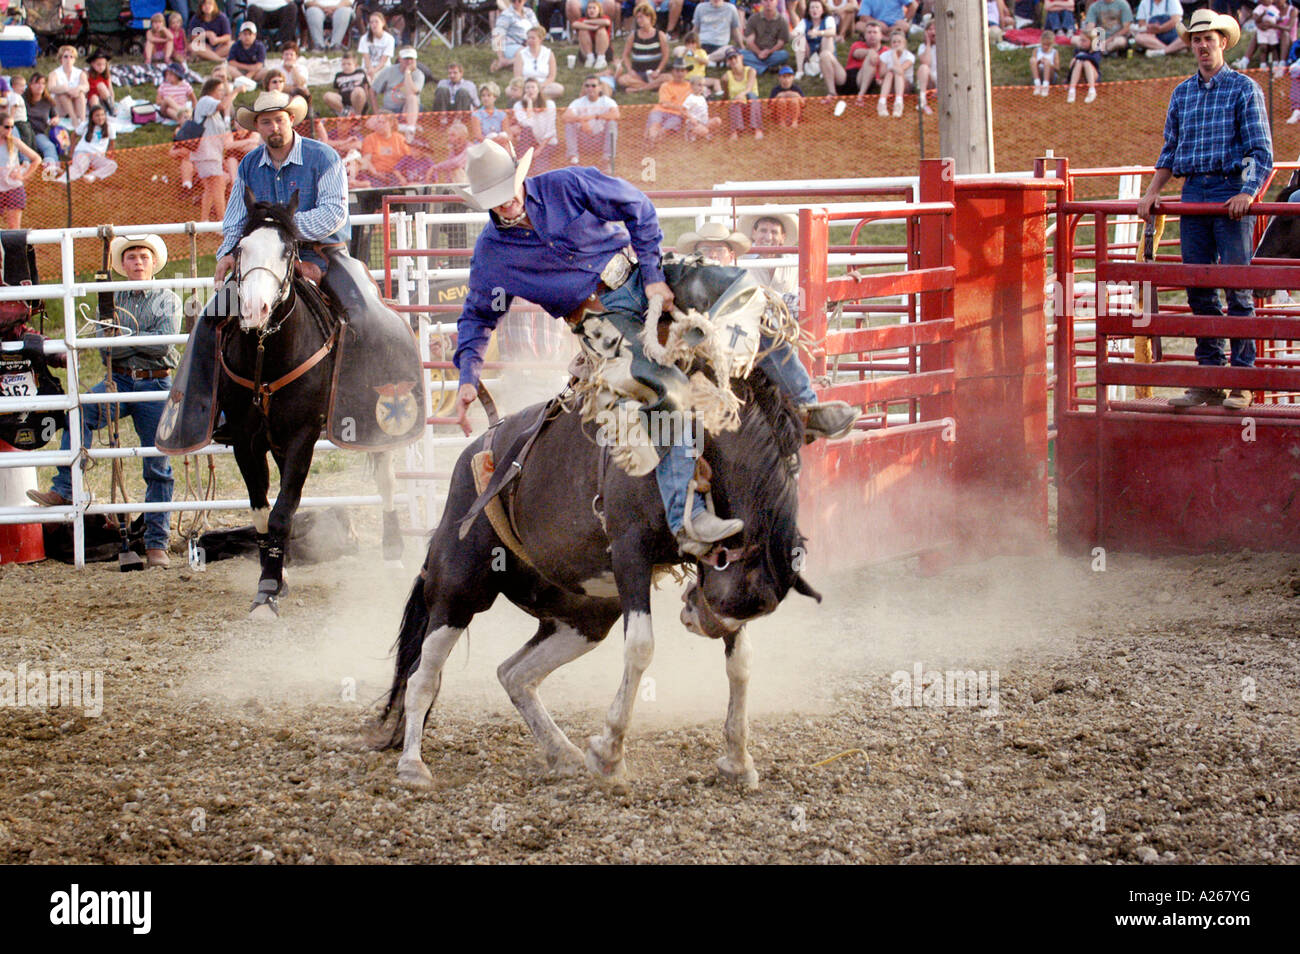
[
  {"x1": 450, "y1": 139, "x2": 857, "y2": 555},
  {"x1": 677, "y1": 221, "x2": 752, "y2": 258},
  {"x1": 1138, "y1": 5, "x2": 1270, "y2": 412},
  {"x1": 29, "y1": 231, "x2": 182, "y2": 567},
  {"x1": 213, "y1": 89, "x2": 343, "y2": 290}
]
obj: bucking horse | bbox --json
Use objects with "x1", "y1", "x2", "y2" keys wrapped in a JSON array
[
  {"x1": 377, "y1": 263, "x2": 826, "y2": 790},
  {"x1": 157, "y1": 190, "x2": 425, "y2": 617}
]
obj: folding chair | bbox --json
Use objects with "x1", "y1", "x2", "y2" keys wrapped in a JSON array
[
  {"x1": 413, "y1": 0, "x2": 452, "y2": 49},
  {"x1": 453, "y1": 0, "x2": 494, "y2": 46}
]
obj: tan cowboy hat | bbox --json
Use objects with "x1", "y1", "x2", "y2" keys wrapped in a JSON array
[
  {"x1": 109, "y1": 233, "x2": 167, "y2": 277},
  {"x1": 453, "y1": 139, "x2": 534, "y2": 212},
  {"x1": 738, "y1": 212, "x2": 798, "y2": 244},
  {"x1": 677, "y1": 221, "x2": 752, "y2": 256},
  {"x1": 235, "y1": 90, "x2": 308, "y2": 132},
  {"x1": 1177, "y1": 8, "x2": 1241, "y2": 49}
]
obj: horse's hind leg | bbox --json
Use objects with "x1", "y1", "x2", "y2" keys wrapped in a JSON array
[
  {"x1": 397, "y1": 622, "x2": 465, "y2": 787},
  {"x1": 717, "y1": 628, "x2": 759, "y2": 789},
  {"x1": 372, "y1": 450, "x2": 404, "y2": 563},
  {"x1": 497, "y1": 617, "x2": 612, "y2": 776}
]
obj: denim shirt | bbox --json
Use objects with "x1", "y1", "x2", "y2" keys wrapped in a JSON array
[{"x1": 217, "y1": 132, "x2": 350, "y2": 268}]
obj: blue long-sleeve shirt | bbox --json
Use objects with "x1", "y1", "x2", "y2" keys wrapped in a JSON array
[
  {"x1": 1155, "y1": 65, "x2": 1273, "y2": 197},
  {"x1": 453, "y1": 167, "x2": 665, "y2": 387},
  {"x1": 217, "y1": 132, "x2": 350, "y2": 268}
]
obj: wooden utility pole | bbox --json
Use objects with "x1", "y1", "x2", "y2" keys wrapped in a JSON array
[{"x1": 936, "y1": 0, "x2": 995, "y2": 174}]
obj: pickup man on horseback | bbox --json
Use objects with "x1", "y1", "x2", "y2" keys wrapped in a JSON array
[
  {"x1": 162, "y1": 89, "x2": 421, "y2": 455},
  {"x1": 451, "y1": 139, "x2": 856, "y2": 556}
]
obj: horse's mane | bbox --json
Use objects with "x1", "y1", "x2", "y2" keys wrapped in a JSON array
[
  {"x1": 715, "y1": 369, "x2": 806, "y2": 586},
  {"x1": 242, "y1": 199, "x2": 303, "y2": 245}
]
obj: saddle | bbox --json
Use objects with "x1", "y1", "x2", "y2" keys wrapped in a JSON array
[{"x1": 457, "y1": 396, "x2": 560, "y2": 545}]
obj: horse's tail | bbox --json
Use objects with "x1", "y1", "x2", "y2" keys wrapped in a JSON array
[{"x1": 375, "y1": 570, "x2": 432, "y2": 750}]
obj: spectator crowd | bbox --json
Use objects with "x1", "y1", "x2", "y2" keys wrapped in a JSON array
[{"x1": 0, "y1": 0, "x2": 1293, "y2": 225}]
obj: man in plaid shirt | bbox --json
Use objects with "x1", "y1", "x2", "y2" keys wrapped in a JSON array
[{"x1": 1137, "y1": 9, "x2": 1273, "y2": 410}]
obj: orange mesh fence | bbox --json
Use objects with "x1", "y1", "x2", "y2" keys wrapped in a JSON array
[{"x1": 18, "y1": 66, "x2": 1300, "y2": 290}]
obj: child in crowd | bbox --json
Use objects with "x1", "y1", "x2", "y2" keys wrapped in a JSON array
[
  {"x1": 1248, "y1": 4, "x2": 1284, "y2": 66},
  {"x1": 1067, "y1": 26, "x2": 1102, "y2": 103},
  {"x1": 324, "y1": 51, "x2": 369, "y2": 116},
  {"x1": 683, "y1": 75, "x2": 720, "y2": 140},
  {"x1": 359, "y1": 12, "x2": 396, "y2": 83},
  {"x1": 470, "y1": 80, "x2": 514, "y2": 146},
  {"x1": 157, "y1": 63, "x2": 197, "y2": 120},
  {"x1": 3, "y1": 77, "x2": 26, "y2": 130},
  {"x1": 1031, "y1": 28, "x2": 1058, "y2": 96},
  {"x1": 1044, "y1": 0, "x2": 1075, "y2": 36},
  {"x1": 168, "y1": 12, "x2": 188, "y2": 63},
  {"x1": 574, "y1": 0, "x2": 613, "y2": 69},
  {"x1": 427, "y1": 120, "x2": 470, "y2": 183},
  {"x1": 315, "y1": 115, "x2": 363, "y2": 154},
  {"x1": 145, "y1": 13, "x2": 174, "y2": 65},
  {"x1": 280, "y1": 43, "x2": 310, "y2": 90},
  {"x1": 877, "y1": 28, "x2": 913, "y2": 118},
  {"x1": 85, "y1": 50, "x2": 114, "y2": 112},
  {"x1": 768, "y1": 65, "x2": 804, "y2": 128},
  {"x1": 68, "y1": 102, "x2": 117, "y2": 183},
  {"x1": 915, "y1": 16, "x2": 937, "y2": 113},
  {"x1": 646, "y1": 57, "x2": 690, "y2": 145},
  {"x1": 680, "y1": 31, "x2": 723, "y2": 96}
]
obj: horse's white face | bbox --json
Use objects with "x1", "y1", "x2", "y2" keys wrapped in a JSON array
[{"x1": 237, "y1": 226, "x2": 292, "y2": 332}]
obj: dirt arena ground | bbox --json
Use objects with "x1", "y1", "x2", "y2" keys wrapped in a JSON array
[{"x1": 1, "y1": 537, "x2": 1297, "y2": 865}]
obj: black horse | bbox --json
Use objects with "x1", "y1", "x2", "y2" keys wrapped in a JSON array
[
  {"x1": 377, "y1": 370, "x2": 821, "y2": 789},
  {"x1": 1252, "y1": 174, "x2": 1300, "y2": 297},
  {"x1": 219, "y1": 191, "x2": 403, "y2": 616}
]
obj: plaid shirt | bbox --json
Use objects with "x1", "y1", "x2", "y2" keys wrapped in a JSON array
[{"x1": 1156, "y1": 65, "x2": 1273, "y2": 196}]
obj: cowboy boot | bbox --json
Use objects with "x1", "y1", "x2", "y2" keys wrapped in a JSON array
[{"x1": 801, "y1": 400, "x2": 858, "y2": 440}]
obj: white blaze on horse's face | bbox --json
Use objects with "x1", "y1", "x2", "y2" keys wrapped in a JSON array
[{"x1": 237, "y1": 226, "x2": 291, "y2": 332}]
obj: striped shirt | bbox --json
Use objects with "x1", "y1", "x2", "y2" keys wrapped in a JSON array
[
  {"x1": 218, "y1": 132, "x2": 350, "y2": 268},
  {"x1": 156, "y1": 80, "x2": 192, "y2": 108},
  {"x1": 1155, "y1": 65, "x2": 1273, "y2": 196}
]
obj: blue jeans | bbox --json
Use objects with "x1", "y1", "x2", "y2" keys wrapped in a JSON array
[
  {"x1": 52, "y1": 373, "x2": 174, "y2": 549},
  {"x1": 33, "y1": 133, "x2": 57, "y2": 162},
  {"x1": 742, "y1": 49, "x2": 788, "y2": 74},
  {"x1": 1180, "y1": 173, "x2": 1256, "y2": 367},
  {"x1": 169, "y1": 0, "x2": 190, "y2": 24}
]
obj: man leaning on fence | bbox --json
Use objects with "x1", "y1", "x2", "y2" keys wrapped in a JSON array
[
  {"x1": 1136, "y1": 8, "x2": 1273, "y2": 411},
  {"x1": 28, "y1": 235, "x2": 179, "y2": 568}
]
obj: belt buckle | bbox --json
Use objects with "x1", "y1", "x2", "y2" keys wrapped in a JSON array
[{"x1": 599, "y1": 247, "x2": 636, "y2": 290}]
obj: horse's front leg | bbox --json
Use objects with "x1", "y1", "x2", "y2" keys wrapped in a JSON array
[
  {"x1": 371, "y1": 450, "x2": 403, "y2": 563},
  {"x1": 251, "y1": 428, "x2": 316, "y2": 618},
  {"x1": 586, "y1": 551, "x2": 654, "y2": 782},
  {"x1": 230, "y1": 433, "x2": 272, "y2": 567},
  {"x1": 717, "y1": 628, "x2": 759, "y2": 789}
]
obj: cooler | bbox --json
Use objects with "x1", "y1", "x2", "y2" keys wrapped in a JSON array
[{"x1": 0, "y1": 26, "x2": 38, "y2": 70}]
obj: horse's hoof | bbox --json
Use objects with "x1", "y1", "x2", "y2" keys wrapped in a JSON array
[
  {"x1": 248, "y1": 600, "x2": 279, "y2": 621},
  {"x1": 585, "y1": 735, "x2": 627, "y2": 782},
  {"x1": 545, "y1": 742, "x2": 588, "y2": 777},
  {"x1": 716, "y1": 755, "x2": 759, "y2": 790},
  {"x1": 396, "y1": 757, "x2": 434, "y2": 790}
]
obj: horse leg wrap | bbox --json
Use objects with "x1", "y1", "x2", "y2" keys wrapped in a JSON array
[{"x1": 261, "y1": 545, "x2": 286, "y2": 594}]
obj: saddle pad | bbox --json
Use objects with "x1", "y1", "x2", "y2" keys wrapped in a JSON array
[
  {"x1": 325, "y1": 256, "x2": 427, "y2": 451},
  {"x1": 155, "y1": 310, "x2": 222, "y2": 455}
]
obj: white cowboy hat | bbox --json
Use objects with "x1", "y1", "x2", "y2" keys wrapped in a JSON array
[
  {"x1": 738, "y1": 212, "x2": 798, "y2": 244},
  {"x1": 235, "y1": 90, "x2": 308, "y2": 132},
  {"x1": 1177, "y1": 8, "x2": 1241, "y2": 49},
  {"x1": 453, "y1": 139, "x2": 534, "y2": 212},
  {"x1": 109, "y1": 233, "x2": 167, "y2": 277},
  {"x1": 677, "y1": 221, "x2": 752, "y2": 256}
]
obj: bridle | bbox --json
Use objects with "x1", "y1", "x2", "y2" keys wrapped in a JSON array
[
  {"x1": 232, "y1": 225, "x2": 298, "y2": 336},
  {"x1": 219, "y1": 223, "x2": 337, "y2": 416},
  {"x1": 698, "y1": 541, "x2": 759, "y2": 571}
]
